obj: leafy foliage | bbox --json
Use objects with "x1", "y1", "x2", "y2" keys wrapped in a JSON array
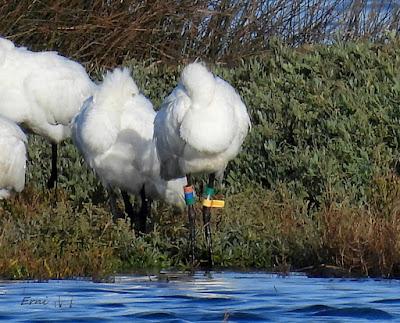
[
  {"x1": 130, "y1": 40, "x2": 400, "y2": 208},
  {"x1": 2, "y1": 40, "x2": 400, "y2": 278}
]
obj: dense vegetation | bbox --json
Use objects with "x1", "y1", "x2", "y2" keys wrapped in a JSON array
[
  {"x1": 1, "y1": 1, "x2": 399, "y2": 67},
  {"x1": 1, "y1": 39, "x2": 400, "y2": 279}
]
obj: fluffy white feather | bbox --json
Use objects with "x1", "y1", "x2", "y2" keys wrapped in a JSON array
[
  {"x1": 72, "y1": 68, "x2": 186, "y2": 208},
  {"x1": 0, "y1": 36, "x2": 95, "y2": 143},
  {"x1": 0, "y1": 116, "x2": 27, "y2": 199},
  {"x1": 154, "y1": 62, "x2": 251, "y2": 179}
]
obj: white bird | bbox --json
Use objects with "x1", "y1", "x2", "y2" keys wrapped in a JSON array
[
  {"x1": 0, "y1": 115, "x2": 27, "y2": 199},
  {"x1": 72, "y1": 67, "x2": 186, "y2": 232},
  {"x1": 154, "y1": 62, "x2": 251, "y2": 265},
  {"x1": 0, "y1": 37, "x2": 95, "y2": 188},
  {"x1": 154, "y1": 62, "x2": 250, "y2": 180}
]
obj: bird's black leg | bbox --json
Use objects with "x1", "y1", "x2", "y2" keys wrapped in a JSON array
[
  {"x1": 186, "y1": 174, "x2": 196, "y2": 265},
  {"x1": 47, "y1": 143, "x2": 58, "y2": 189},
  {"x1": 135, "y1": 186, "x2": 149, "y2": 234},
  {"x1": 107, "y1": 188, "x2": 120, "y2": 222},
  {"x1": 202, "y1": 173, "x2": 215, "y2": 269},
  {"x1": 121, "y1": 190, "x2": 135, "y2": 229}
]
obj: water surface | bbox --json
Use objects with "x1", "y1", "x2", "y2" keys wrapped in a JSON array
[{"x1": 0, "y1": 272, "x2": 399, "y2": 322}]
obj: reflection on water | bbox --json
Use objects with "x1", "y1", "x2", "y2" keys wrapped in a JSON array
[{"x1": 0, "y1": 272, "x2": 400, "y2": 322}]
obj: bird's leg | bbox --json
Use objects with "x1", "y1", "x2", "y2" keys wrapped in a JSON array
[
  {"x1": 145, "y1": 197, "x2": 153, "y2": 232},
  {"x1": 202, "y1": 173, "x2": 215, "y2": 269},
  {"x1": 121, "y1": 190, "x2": 135, "y2": 229},
  {"x1": 47, "y1": 143, "x2": 58, "y2": 189},
  {"x1": 107, "y1": 188, "x2": 120, "y2": 222},
  {"x1": 185, "y1": 174, "x2": 196, "y2": 266},
  {"x1": 135, "y1": 186, "x2": 149, "y2": 234}
]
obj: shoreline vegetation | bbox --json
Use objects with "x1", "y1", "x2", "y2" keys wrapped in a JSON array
[
  {"x1": 1, "y1": 1, "x2": 399, "y2": 68},
  {"x1": 1, "y1": 39, "x2": 400, "y2": 279}
]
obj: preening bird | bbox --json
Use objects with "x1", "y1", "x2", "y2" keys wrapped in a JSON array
[
  {"x1": 72, "y1": 67, "x2": 186, "y2": 232},
  {"x1": 154, "y1": 62, "x2": 250, "y2": 179},
  {"x1": 0, "y1": 37, "x2": 95, "y2": 188},
  {"x1": 0, "y1": 116, "x2": 27, "y2": 199},
  {"x1": 154, "y1": 62, "x2": 251, "y2": 265}
]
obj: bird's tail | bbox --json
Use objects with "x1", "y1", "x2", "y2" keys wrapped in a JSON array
[
  {"x1": 95, "y1": 67, "x2": 139, "y2": 110},
  {"x1": 180, "y1": 62, "x2": 215, "y2": 106}
]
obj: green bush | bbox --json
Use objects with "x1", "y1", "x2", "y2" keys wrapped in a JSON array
[
  {"x1": 220, "y1": 40, "x2": 400, "y2": 207},
  {"x1": 3, "y1": 40, "x2": 400, "y2": 278},
  {"x1": 27, "y1": 40, "x2": 400, "y2": 208}
]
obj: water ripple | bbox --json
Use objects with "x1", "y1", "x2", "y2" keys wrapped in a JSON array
[
  {"x1": 1, "y1": 272, "x2": 400, "y2": 322},
  {"x1": 96, "y1": 302, "x2": 126, "y2": 308},
  {"x1": 134, "y1": 310, "x2": 178, "y2": 320},
  {"x1": 224, "y1": 310, "x2": 271, "y2": 322},
  {"x1": 313, "y1": 307, "x2": 393, "y2": 320},
  {"x1": 372, "y1": 298, "x2": 400, "y2": 304},
  {"x1": 291, "y1": 304, "x2": 335, "y2": 313}
]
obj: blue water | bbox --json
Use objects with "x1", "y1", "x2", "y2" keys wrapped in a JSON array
[{"x1": 1, "y1": 272, "x2": 400, "y2": 322}]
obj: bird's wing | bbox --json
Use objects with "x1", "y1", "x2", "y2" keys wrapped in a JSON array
[
  {"x1": 71, "y1": 97, "x2": 92, "y2": 157},
  {"x1": 120, "y1": 93, "x2": 155, "y2": 141},
  {"x1": 119, "y1": 94, "x2": 159, "y2": 177},
  {"x1": 0, "y1": 117, "x2": 27, "y2": 193},
  {"x1": 72, "y1": 98, "x2": 118, "y2": 159},
  {"x1": 0, "y1": 116, "x2": 27, "y2": 143},
  {"x1": 23, "y1": 66, "x2": 93, "y2": 126},
  {"x1": 154, "y1": 87, "x2": 189, "y2": 179}
]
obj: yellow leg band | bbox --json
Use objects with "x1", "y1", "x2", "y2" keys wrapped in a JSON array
[{"x1": 202, "y1": 199, "x2": 225, "y2": 208}]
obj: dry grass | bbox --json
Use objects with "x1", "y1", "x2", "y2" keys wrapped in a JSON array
[
  {"x1": 0, "y1": 186, "x2": 127, "y2": 279},
  {"x1": 321, "y1": 174, "x2": 400, "y2": 277},
  {"x1": 0, "y1": 1, "x2": 398, "y2": 68},
  {"x1": 2, "y1": 176, "x2": 400, "y2": 278}
]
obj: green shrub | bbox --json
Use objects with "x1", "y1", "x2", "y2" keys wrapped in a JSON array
[
  {"x1": 28, "y1": 39, "x2": 400, "y2": 208},
  {"x1": 3, "y1": 40, "x2": 400, "y2": 278}
]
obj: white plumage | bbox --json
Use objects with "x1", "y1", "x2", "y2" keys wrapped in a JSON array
[
  {"x1": 0, "y1": 37, "x2": 95, "y2": 143},
  {"x1": 154, "y1": 62, "x2": 251, "y2": 180},
  {"x1": 72, "y1": 67, "x2": 186, "y2": 209},
  {"x1": 0, "y1": 116, "x2": 27, "y2": 199}
]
